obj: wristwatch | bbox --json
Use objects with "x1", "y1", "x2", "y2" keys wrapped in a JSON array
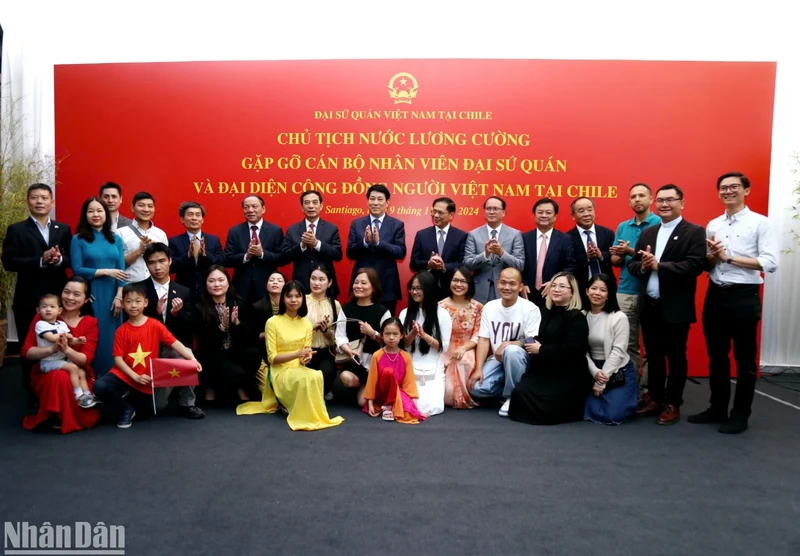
[
  {"x1": 726, "y1": 257, "x2": 734, "y2": 265},
  {"x1": 373, "y1": 331, "x2": 380, "y2": 340}
]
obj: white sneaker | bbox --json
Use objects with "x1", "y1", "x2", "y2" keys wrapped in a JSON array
[{"x1": 498, "y1": 399, "x2": 511, "y2": 417}]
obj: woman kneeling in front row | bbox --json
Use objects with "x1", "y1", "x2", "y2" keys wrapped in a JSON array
[
  {"x1": 508, "y1": 272, "x2": 593, "y2": 425},
  {"x1": 583, "y1": 273, "x2": 639, "y2": 425}
]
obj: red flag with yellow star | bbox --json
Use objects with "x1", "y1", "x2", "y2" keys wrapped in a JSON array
[{"x1": 150, "y1": 358, "x2": 199, "y2": 388}]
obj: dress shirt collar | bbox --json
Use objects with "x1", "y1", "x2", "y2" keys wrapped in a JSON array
[
  {"x1": 186, "y1": 230, "x2": 203, "y2": 241},
  {"x1": 486, "y1": 223, "x2": 503, "y2": 237},
  {"x1": 370, "y1": 213, "x2": 386, "y2": 225},
  {"x1": 576, "y1": 224, "x2": 597, "y2": 236},
  {"x1": 661, "y1": 216, "x2": 682, "y2": 230},
  {"x1": 435, "y1": 223, "x2": 451, "y2": 235},
  {"x1": 305, "y1": 218, "x2": 321, "y2": 229},
  {"x1": 725, "y1": 206, "x2": 751, "y2": 222},
  {"x1": 30, "y1": 216, "x2": 51, "y2": 231}
]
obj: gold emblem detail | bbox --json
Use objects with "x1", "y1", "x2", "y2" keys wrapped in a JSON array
[{"x1": 388, "y1": 72, "x2": 419, "y2": 104}]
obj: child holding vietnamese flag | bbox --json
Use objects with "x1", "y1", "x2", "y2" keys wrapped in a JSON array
[{"x1": 93, "y1": 284, "x2": 201, "y2": 429}]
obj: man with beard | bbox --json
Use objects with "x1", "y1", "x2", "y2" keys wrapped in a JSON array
[{"x1": 610, "y1": 184, "x2": 661, "y2": 403}]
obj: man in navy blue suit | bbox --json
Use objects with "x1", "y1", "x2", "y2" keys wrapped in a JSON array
[
  {"x1": 566, "y1": 196, "x2": 616, "y2": 306},
  {"x1": 521, "y1": 198, "x2": 576, "y2": 307},
  {"x1": 410, "y1": 196, "x2": 468, "y2": 300},
  {"x1": 224, "y1": 195, "x2": 285, "y2": 305},
  {"x1": 168, "y1": 201, "x2": 225, "y2": 300},
  {"x1": 282, "y1": 190, "x2": 343, "y2": 296},
  {"x1": 346, "y1": 184, "x2": 406, "y2": 315}
]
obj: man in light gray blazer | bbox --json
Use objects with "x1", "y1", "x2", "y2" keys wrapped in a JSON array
[{"x1": 464, "y1": 196, "x2": 525, "y2": 303}]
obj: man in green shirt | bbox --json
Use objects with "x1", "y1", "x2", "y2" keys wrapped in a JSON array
[{"x1": 610, "y1": 183, "x2": 661, "y2": 402}]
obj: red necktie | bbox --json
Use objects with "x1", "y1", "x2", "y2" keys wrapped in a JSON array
[
  {"x1": 251, "y1": 225, "x2": 258, "y2": 242},
  {"x1": 309, "y1": 222, "x2": 315, "y2": 234}
]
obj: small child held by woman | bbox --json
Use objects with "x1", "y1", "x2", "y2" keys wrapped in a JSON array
[{"x1": 34, "y1": 294, "x2": 96, "y2": 408}]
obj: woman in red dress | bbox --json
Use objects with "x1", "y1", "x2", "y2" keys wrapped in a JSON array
[{"x1": 22, "y1": 276, "x2": 101, "y2": 434}]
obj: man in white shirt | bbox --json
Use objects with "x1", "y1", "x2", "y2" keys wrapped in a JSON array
[
  {"x1": 116, "y1": 192, "x2": 168, "y2": 283},
  {"x1": 689, "y1": 172, "x2": 779, "y2": 434},
  {"x1": 99, "y1": 182, "x2": 133, "y2": 232},
  {"x1": 464, "y1": 196, "x2": 525, "y2": 304},
  {"x1": 468, "y1": 267, "x2": 541, "y2": 417}
]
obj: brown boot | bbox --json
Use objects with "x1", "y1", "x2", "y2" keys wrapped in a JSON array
[
  {"x1": 656, "y1": 404, "x2": 680, "y2": 426},
  {"x1": 636, "y1": 400, "x2": 660, "y2": 417}
]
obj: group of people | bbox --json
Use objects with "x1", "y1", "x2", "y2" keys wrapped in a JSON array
[{"x1": 2, "y1": 172, "x2": 777, "y2": 435}]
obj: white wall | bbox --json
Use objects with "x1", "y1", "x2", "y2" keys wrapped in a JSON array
[{"x1": 3, "y1": 0, "x2": 799, "y2": 365}]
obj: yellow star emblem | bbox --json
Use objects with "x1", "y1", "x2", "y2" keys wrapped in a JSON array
[
  {"x1": 128, "y1": 343, "x2": 152, "y2": 369},
  {"x1": 169, "y1": 369, "x2": 180, "y2": 378}
]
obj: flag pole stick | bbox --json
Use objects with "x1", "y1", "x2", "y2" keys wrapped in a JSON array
[{"x1": 150, "y1": 359, "x2": 156, "y2": 414}]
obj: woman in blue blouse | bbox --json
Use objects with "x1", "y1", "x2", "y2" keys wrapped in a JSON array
[{"x1": 70, "y1": 197, "x2": 128, "y2": 376}]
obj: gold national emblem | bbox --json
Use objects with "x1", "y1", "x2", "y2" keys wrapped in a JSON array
[{"x1": 388, "y1": 73, "x2": 419, "y2": 104}]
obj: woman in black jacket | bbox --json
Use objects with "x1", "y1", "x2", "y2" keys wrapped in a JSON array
[
  {"x1": 193, "y1": 265, "x2": 260, "y2": 402},
  {"x1": 509, "y1": 272, "x2": 592, "y2": 425}
]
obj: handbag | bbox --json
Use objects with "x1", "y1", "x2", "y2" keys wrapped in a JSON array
[
  {"x1": 604, "y1": 368, "x2": 625, "y2": 391},
  {"x1": 327, "y1": 318, "x2": 368, "y2": 364}
]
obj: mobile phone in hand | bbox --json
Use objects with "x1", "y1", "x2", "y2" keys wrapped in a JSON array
[
  {"x1": 352, "y1": 354, "x2": 363, "y2": 366},
  {"x1": 525, "y1": 337, "x2": 535, "y2": 344}
]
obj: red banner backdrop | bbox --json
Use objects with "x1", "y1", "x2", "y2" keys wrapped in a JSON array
[{"x1": 54, "y1": 59, "x2": 776, "y2": 376}]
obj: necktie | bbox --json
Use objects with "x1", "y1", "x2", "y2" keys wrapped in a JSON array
[
  {"x1": 191, "y1": 235, "x2": 199, "y2": 263},
  {"x1": 308, "y1": 222, "x2": 315, "y2": 234},
  {"x1": 490, "y1": 229, "x2": 497, "y2": 240},
  {"x1": 585, "y1": 230, "x2": 601, "y2": 277},
  {"x1": 251, "y1": 225, "x2": 258, "y2": 242},
  {"x1": 372, "y1": 219, "x2": 381, "y2": 231},
  {"x1": 535, "y1": 232, "x2": 548, "y2": 290},
  {"x1": 437, "y1": 229, "x2": 445, "y2": 255}
]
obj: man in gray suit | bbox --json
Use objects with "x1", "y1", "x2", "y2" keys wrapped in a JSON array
[{"x1": 464, "y1": 196, "x2": 525, "y2": 303}]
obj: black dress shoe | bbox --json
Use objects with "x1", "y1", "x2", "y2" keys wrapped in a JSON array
[
  {"x1": 180, "y1": 406, "x2": 205, "y2": 419},
  {"x1": 719, "y1": 419, "x2": 748, "y2": 434},
  {"x1": 688, "y1": 408, "x2": 728, "y2": 424}
]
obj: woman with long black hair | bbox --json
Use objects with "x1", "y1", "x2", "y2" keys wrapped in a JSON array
[
  {"x1": 399, "y1": 270, "x2": 451, "y2": 416},
  {"x1": 193, "y1": 265, "x2": 260, "y2": 403},
  {"x1": 304, "y1": 265, "x2": 340, "y2": 395}
]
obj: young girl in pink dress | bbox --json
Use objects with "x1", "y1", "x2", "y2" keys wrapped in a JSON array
[{"x1": 363, "y1": 318, "x2": 426, "y2": 424}]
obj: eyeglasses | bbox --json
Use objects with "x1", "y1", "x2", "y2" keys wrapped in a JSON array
[
  {"x1": 550, "y1": 284, "x2": 572, "y2": 291},
  {"x1": 408, "y1": 286, "x2": 423, "y2": 293},
  {"x1": 719, "y1": 185, "x2": 741, "y2": 193},
  {"x1": 655, "y1": 197, "x2": 681, "y2": 205},
  {"x1": 451, "y1": 278, "x2": 469, "y2": 285}
]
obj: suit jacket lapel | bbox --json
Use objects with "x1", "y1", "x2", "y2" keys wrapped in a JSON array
[
  {"x1": 440, "y1": 227, "x2": 452, "y2": 257},
  {"x1": 25, "y1": 218, "x2": 49, "y2": 249},
  {"x1": 660, "y1": 220, "x2": 685, "y2": 260}
]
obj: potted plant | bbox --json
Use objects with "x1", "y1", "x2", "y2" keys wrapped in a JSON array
[{"x1": 0, "y1": 90, "x2": 59, "y2": 366}]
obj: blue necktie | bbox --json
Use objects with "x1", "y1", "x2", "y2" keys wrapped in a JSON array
[{"x1": 585, "y1": 230, "x2": 601, "y2": 277}]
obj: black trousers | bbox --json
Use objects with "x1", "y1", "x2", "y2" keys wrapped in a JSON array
[
  {"x1": 13, "y1": 304, "x2": 36, "y2": 402},
  {"x1": 640, "y1": 297, "x2": 690, "y2": 407},
  {"x1": 197, "y1": 346, "x2": 261, "y2": 398},
  {"x1": 308, "y1": 347, "x2": 338, "y2": 394},
  {"x1": 93, "y1": 373, "x2": 152, "y2": 418},
  {"x1": 702, "y1": 283, "x2": 761, "y2": 420}
]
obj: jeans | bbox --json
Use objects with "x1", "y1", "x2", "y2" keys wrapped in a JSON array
[
  {"x1": 470, "y1": 344, "x2": 529, "y2": 400},
  {"x1": 93, "y1": 373, "x2": 150, "y2": 418}
]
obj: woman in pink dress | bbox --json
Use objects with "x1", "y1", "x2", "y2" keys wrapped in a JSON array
[{"x1": 439, "y1": 267, "x2": 483, "y2": 409}]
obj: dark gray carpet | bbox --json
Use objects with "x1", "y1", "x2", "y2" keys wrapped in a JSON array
[{"x1": 1, "y1": 359, "x2": 799, "y2": 556}]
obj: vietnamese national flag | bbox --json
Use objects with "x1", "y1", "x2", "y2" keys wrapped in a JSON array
[{"x1": 150, "y1": 358, "x2": 199, "y2": 388}]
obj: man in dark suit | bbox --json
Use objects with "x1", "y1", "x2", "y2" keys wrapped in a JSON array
[
  {"x1": 628, "y1": 184, "x2": 706, "y2": 426},
  {"x1": 410, "y1": 196, "x2": 468, "y2": 300},
  {"x1": 566, "y1": 196, "x2": 616, "y2": 306},
  {"x1": 168, "y1": 201, "x2": 225, "y2": 300},
  {"x1": 346, "y1": 184, "x2": 406, "y2": 315},
  {"x1": 224, "y1": 195, "x2": 285, "y2": 305},
  {"x1": 521, "y1": 198, "x2": 575, "y2": 307},
  {"x1": 2, "y1": 183, "x2": 72, "y2": 404},
  {"x1": 134, "y1": 243, "x2": 204, "y2": 419},
  {"x1": 282, "y1": 190, "x2": 343, "y2": 296}
]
